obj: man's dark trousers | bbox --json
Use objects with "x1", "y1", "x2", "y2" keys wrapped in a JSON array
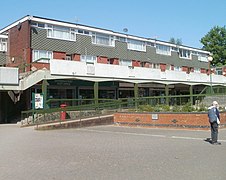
[{"x1": 210, "y1": 122, "x2": 218, "y2": 143}]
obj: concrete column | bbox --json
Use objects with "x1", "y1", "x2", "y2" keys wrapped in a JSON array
[
  {"x1": 42, "y1": 80, "x2": 48, "y2": 109},
  {"x1": 94, "y1": 82, "x2": 99, "y2": 106},
  {"x1": 190, "y1": 85, "x2": 193, "y2": 105},
  {"x1": 165, "y1": 84, "x2": 169, "y2": 105},
  {"x1": 134, "y1": 83, "x2": 138, "y2": 109}
]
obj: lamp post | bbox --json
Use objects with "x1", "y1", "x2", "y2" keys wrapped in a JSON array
[{"x1": 208, "y1": 56, "x2": 213, "y2": 95}]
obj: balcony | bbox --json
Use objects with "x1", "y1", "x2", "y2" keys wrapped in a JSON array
[{"x1": 50, "y1": 59, "x2": 226, "y2": 85}]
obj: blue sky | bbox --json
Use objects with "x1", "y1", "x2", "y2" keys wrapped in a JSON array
[{"x1": 1, "y1": 0, "x2": 225, "y2": 48}]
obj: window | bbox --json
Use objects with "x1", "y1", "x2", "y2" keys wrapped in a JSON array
[
  {"x1": 147, "y1": 42, "x2": 155, "y2": 47},
  {"x1": 0, "y1": 38, "x2": 7, "y2": 52},
  {"x1": 179, "y1": 49, "x2": 191, "y2": 59},
  {"x1": 156, "y1": 44, "x2": 171, "y2": 55},
  {"x1": 30, "y1": 21, "x2": 45, "y2": 28},
  {"x1": 81, "y1": 55, "x2": 97, "y2": 64},
  {"x1": 171, "y1": 47, "x2": 179, "y2": 52},
  {"x1": 47, "y1": 25, "x2": 76, "y2": 41},
  {"x1": 127, "y1": 39, "x2": 146, "y2": 51},
  {"x1": 216, "y1": 68, "x2": 222, "y2": 75},
  {"x1": 198, "y1": 53, "x2": 208, "y2": 62},
  {"x1": 194, "y1": 67, "x2": 200, "y2": 73},
  {"x1": 78, "y1": 29, "x2": 89, "y2": 35},
  {"x1": 92, "y1": 32, "x2": 114, "y2": 46},
  {"x1": 166, "y1": 64, "x2": 172, "y2": 70},
  {"x1": 66, "y1": 55, "x2": 72, "y2": 60},
  {"x1": 119, "y1": 59, "x2": 132, "y2": 66},
  {"x1": 152, "y1": 63, "x2": 160, "y2": 69},
  {"x1": 116, "y1": 36, "x2": 126, "y2": 42},
  {"x1": 174, "y1": 66, "x2": 182, "y2": 71},
  {"x1": 32, "y1": 50, "x2": 52, "y2": 63}
]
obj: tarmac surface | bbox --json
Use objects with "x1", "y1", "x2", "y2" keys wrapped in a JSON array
[{"x1": 1, "y1": 124, "x2": 226, "y2": 180}]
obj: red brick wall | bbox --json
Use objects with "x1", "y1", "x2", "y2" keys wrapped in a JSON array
[
  {"x1": 32, "y1": 63, "x2": 50, "y2": 70},
  {"x1": 132, "y1": 60, "x2": 141, "y2": 67},
  {"x1": 182, "y1": 66, "x2": 188, "y2": 73},
  {"x1": 109, "y1": 58, "x2": 119, "y2": 65},
  {"x1": 201, "y1": 68, "x2": 207, "y2": 74},
  {"x1": 114, "y1": 112, "x2": 226, "y2": 130},
  {"x1": 53, "y1": 52, "x2": 66, "y2": 60},
  {"x1": 73, "y1": 54, "x2": 80, "y2": 61},
  {"x1": 97, "y1": 56, "x2": 108, "y2": 64},
  {"x1": 160, "y1": 64, "x2": 166, "y2": 72},
  {"x1": 7, "y1": 20, "x2": 31, "y2": 69}
]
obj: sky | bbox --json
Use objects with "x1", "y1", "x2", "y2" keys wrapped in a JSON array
[{"x1": 0, "y1": 0, "x2": 225, "y2": 49}]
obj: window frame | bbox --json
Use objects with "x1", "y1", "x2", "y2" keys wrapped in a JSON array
[
  {"x1": 81, "y1": 55, "x2": 97, "y2": 64},
  {"x1": 46, "y1": 25, "x2": 76, "y2": 41},
  {"x1": 91, "y1": 32, "x2": 115, "y2": 46},
  {"x1": 0, "y1": 38, "x2": 7, "y2": 52},
  {"x1": 127, "y1": 39, "x2": 146, "y2": 52},
  {"x1": 32, "y1": 50, "x2": 53, "y2": 63},
  {"x1": 179, "y1": 49, "x2": 191, "y2": 59},
  {"x1": 156, "y1": 44, "x2": 171, "y2": 56}
]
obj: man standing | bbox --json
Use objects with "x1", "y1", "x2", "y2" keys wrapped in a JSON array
[{"x1": 208, "y1": 101, "x2": 221, "y2": 145}]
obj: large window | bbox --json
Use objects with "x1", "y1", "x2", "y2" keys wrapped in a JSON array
[
  {"x1": 92, "y1": 32, "x2": 114, "y2": 46},
  {"x1": 179, "y1": 49, "x2": 191, "y2": 59},
  {"x1": 47, "y1": 25, "x2": 76, "y2": 41},
  {"x1": 0, "y1": 38, "x2": 7, "y2": 52},
  {"x1": 127, "y1": 39, "x2": 146, "y2": 52},
  {"x1": 119, "y1": 59, "x2": 132, "y2": 66},
  {"x1": 174, "y1": 66, "x2": 182, "y2": 71},
  {"x1": 156, "y1": 44, "x2": 171, "y2": 55},
  {"x1": 198, "y1": 53, "x2": 208, "y2": 62},
  {"x1": 81, "y1": 55, "x2": 97, "y2": 64},
  {"x1": 32, "y1": 50, "x2": 53, "y2": 63}
]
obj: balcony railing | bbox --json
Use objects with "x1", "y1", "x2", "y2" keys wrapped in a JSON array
[{"x1": 50, "y1": 59, "x2": 226, "y2": 85}]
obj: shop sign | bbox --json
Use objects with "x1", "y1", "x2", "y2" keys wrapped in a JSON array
[{"x1": 34, "y1": 93, "x2": 44, "y2": 109}]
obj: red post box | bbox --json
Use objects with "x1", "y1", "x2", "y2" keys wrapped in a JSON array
[{"x1": 60, "y1": 104, "x2": 67, "y2": 120}]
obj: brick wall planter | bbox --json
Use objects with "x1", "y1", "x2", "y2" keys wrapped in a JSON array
[{"x1": 114, "y1": 112, "x2": 226, "y2": 130}]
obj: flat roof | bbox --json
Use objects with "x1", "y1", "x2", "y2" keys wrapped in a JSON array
[{"x1": 0, "y1": 15, "x2": 210, "y2": 54}]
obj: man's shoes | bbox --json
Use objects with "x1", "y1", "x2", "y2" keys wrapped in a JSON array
[{"x1": 211, "y1": 142, "x2": 221, "y2": 145}]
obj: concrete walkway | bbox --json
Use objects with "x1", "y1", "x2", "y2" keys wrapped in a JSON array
[{"x1": 1, "y1": 124, "x2": 226, "y2": 180}]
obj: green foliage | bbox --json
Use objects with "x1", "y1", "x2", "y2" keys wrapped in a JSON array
[
  {"x1": 201, "y1": 26, "x2": 226, "y2": 66},
  {"x1": 138, "y1": 103, "x2": 207, "y2": 113},
  {"x1": 197, "y1": 103, "x2": 207, "y2": 112},
  {"x1": 171, "y1": 105, "x2": 181, "y2": 112},
  {"x1": 181, "y1": 103, "x2": 196, "y2": 112},
  {"x1": 138, "y1": 105, "x2": 154, "y2": 112},
  {"x1": 138, "y1": 104, "x2": 170, "y2": 112}
]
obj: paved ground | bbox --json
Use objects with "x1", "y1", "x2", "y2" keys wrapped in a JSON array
[{"x1": 0, "y1": 124, "x2": 226, "y2": 180}]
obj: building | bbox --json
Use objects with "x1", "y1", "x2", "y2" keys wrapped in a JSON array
[{"x1": 0, "y1": 15, "x2": 226, "y2": 123}]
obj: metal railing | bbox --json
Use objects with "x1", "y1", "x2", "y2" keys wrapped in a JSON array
[{"x1": 21, "y1": 92, "x2": 226, "y2": 126}]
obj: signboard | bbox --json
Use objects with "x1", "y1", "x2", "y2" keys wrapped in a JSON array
[
  {"x1": 34, "y1": 93, "x2": 44, "y2": 109},
  {"x1": 152, "y1": 114, "x2": 158, "y2": 120}
]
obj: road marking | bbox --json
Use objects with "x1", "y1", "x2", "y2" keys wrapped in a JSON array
[
  {"x1": 79, "y1": 128, "x2": 226, "y2": 142},
  {"x1": 171, "y1": 136, "x2": 204, "y2": 141},
  {"x1": 79, "y1": 129, "x2": 166, "y2": 138}
]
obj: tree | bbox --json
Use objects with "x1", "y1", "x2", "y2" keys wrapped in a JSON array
[
  {"x1": 200, "y1": 26, "x2": 226, "y2": 67},
  {"x1": 169, "y1": 37, "x2": 182, "y2": 45}
]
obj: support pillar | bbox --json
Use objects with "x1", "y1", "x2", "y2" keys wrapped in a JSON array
[
  {"x1": 42, "y1": 79, "x2": 48, "y2": 109},
  {"x1": 165, "y1": 84, "x2": 169, "y2": 105},
  {"x1": 134, "y1": 83, "x2": 138, "y2": 109},
  {"x1": 94, "y1": 82, "x2": 99, "y2": 106},
  {"x1": 190, "y1": 85, "x2": 193, "y2": 105}
]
